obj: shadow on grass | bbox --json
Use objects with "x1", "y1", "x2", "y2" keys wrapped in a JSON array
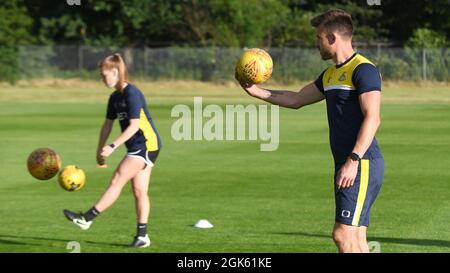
[
  {"x1": 0, "y1": 238, "x2": 41, "y2": 247},
  {"x1": 274, "y1": 231, "x2": 450, "y2": 248},
  {"x1": 0, "y1": 234, "x2": 125, "y2": 248}
]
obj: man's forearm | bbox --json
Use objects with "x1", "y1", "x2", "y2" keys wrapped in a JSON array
[
  {"x1": 250, "y1": 86, "x2": 302, "y2": 109},
  {"x1": 246, "y1": 82, "x2": 324, "y2": 109},
  {"x1": 263, "y1": 90, "x2": 306, "y2": 109}
]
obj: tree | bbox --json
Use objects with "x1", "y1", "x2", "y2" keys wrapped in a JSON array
[
  {"x1": 380, "y1": 0, "x2": 450, "y2": 45},
  {"x1": 271, "y1": 9, "x2": 316, "y2": 47},
  {"x1": 406, "y1": 28, "x2": 447, "y2": 48},
  {"x1": 0, "y1": 0, "x2": 34, "y2": 83},
  {"x1": 180, "y1": 0, "x2": 290, "y2": 47},
  {"x1": 23, "y1": 0, "x2": 182, "y2": 46},
  {"x1": 0, "y1": 0, "x2": 34, "y2": 46}
]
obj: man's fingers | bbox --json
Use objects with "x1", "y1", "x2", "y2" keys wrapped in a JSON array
[
  {"x1": 340, "y1": 177, "x2": 346, "y2": 188},
  {"x1": 235, "y1": 71, "x2": 253, "y2": 89},
  {"x1": 338, "y1": 176, "x2": 352, "y2": 189},
  {"x1": 348, "y1": 178, "x2": 355, "y2": 188},
  {"x1": 343, "y1": 177, "x2": 354, "y2": 188},
  {"x1": 336, "y1": 174, "x2": 343, "y2": 189},
  {"x1": 343, "y1": 178, "x2": 350, "y2": 188},
  {"x1": 336, "y1": 170, "x2": 343, "y2": 189}
]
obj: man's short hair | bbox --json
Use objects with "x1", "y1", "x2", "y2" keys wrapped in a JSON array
[{"x1": 310, "y1": 9, "x2": 353, "y2": 38}]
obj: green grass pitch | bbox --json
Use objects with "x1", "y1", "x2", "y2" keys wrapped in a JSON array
[{"x1": 0, "y1": 81, "x2": 449, "y2": 253}]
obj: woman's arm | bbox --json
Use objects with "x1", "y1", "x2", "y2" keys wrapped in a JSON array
[
  {"x1": 100, "y1": 119, "x2": 140, "y2": 157},
  {"x1": 96, "y1": 119, "x2": 114, "y2": 165}
]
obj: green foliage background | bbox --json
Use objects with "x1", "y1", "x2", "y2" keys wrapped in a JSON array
[{"x1": 1, "y1": 0, "x2": 450, "y2": 83}]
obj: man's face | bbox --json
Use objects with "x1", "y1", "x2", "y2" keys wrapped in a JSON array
[{"x1": 316, "y1": 28, "x2": 334, "y2": 60}]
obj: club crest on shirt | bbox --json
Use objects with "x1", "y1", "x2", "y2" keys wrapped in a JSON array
[
  {"x1": 114, "y1": 100, "x2": 127, "y2": 109},
  {"x1": 338, "y1": 72, "x2": 346, "y2": 81},
  {"x1": 117, "y1": 112, "x2": 128, "y2": 121}
]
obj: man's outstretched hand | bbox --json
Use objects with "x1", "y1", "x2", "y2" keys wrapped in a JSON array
[{"x1": 235, "y1": 71, "x2": 268, "y2": 99}]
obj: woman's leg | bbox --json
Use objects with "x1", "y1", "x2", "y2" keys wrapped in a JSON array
[
  {"x1": 131, "y1": 165, "x2": 152, "y2": 224},
  {"x1": 128, "y1": 164, "x2": 153, "y2": 247},
  {"x1": 63, "y1": 155, "x2": 146, "y2": 229},
  {"x1": 94, "y1": 156, "x2": 146, "y2": 212}
]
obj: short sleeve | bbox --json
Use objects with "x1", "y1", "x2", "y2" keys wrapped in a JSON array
[
  {"x1": 106, "y1": 94, "x2": 117, "y2": 120},
  {"x1": 125, "y1": 89, "x2": 142, "y2": 119},
  {"x1": 352, "y1": 63, "x2": 382, "y2": 94},
  {"x1": 314, "y1": 69, "x2": 326, "y2": 94}
]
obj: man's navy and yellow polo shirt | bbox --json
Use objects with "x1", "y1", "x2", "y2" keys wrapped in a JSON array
[{"x1": 314, "y1": 53, "x2": 383, "y2": 164}]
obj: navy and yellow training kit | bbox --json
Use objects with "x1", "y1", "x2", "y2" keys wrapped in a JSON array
[{"x1": 315, "y1": 53, "x2": 384, "y2": 227}]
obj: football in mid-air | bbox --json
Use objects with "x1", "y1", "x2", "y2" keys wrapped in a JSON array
[
  {"x1": 27, "y1": 148, "x2": 61, "y2": 180},
  {"x1": 235, "y1": 48, "x2": 273, "y2": 84},
  {"x1": 58, "y1": 165, "x2": 86, "y2": 191}
]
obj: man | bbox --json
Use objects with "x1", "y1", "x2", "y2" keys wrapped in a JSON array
[{"x1": 236, "y1": 9, "x2": 384, "y2": 253}]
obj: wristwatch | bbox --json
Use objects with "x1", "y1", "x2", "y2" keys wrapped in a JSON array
[
  {"x1": 349, "y1": 152, "x2": 361, "y2": 162},
  {"x1": 109, "y1": 143, "x2": 116, "y2": 149}
]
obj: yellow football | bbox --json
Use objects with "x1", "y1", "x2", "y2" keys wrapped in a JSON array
[
  {"x1": 58, "y1": 165, "x2": 86, "y2": 191},
  {"x1": 235, "y1": 48, "x2": 273, "y2": 84}
]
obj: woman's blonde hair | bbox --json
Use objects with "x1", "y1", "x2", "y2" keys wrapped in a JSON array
[{"x1": 99, "y1": 53, "x2": 128, "y2": 90}]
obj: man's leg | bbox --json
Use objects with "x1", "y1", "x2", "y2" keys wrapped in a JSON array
[
  {"x1": 333, "y1": 158, "x2": 381, "y2": 253},
  {"x1": 332, "y1": 223, "x2": 362, "y2": 253},
  {"x1": 358, "y1": 226, "x2": 369, "y2": 253}
]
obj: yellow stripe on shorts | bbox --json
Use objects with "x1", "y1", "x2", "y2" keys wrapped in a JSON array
[{"x1": 352, "y1": 159, "x2": 370, "y2": 226}]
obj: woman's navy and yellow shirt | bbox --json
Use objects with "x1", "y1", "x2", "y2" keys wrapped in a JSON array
[{"x1": 106, "y1": 84, "x2": 161, "y2": 152}]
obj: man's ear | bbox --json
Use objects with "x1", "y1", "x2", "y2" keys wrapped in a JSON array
[{"x1": 326, "y1": 33, "x2": 336, "y2": 45}]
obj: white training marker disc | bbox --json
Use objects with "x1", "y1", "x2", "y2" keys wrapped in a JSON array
[{"x1": 194, "y1": 219, "x2": 213, "y2": 229}]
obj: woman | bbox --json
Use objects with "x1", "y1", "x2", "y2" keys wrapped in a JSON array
[{"x1": 63, "y1": 53, "x2": 162, "y2": 248}]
